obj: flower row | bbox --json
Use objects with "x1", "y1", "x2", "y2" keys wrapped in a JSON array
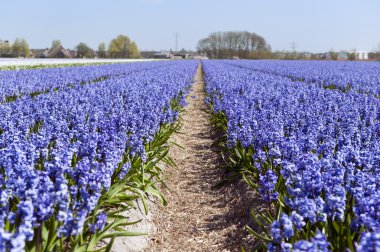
[
  {"x1": 0, "y1": 61, "x2": 175, "y2": 103},
  {"x1": 0, "y1": 60, "x2": 198, "y2": 251},
  {"x1": 203, "y1": 60, "x2": 380, "y2": 251},
  {"x1": 225, "y1": 60, "x2": 380, "y2": 97}
]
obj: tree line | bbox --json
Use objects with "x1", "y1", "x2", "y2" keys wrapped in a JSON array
[
  {"x1": 197, "y1": 31, "x2": 380, "y2": 60},
  {"x1": 197, "y1": 31, "x2": 272, "y2": 59},
  {"x1": 76, "y1": 35, "x2": 140, "y2": 58},
  {"x1": 0, "y1": 34, "x2": 141, "y2": 58},
  {"x1": 2, "y1": 32, "x2": 379, "y2": 60}
]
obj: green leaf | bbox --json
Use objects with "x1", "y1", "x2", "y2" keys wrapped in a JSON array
[
  {"x1": 43, "y1": 219, "x2": 59, "y2": 252},
  {"x1": 72, "y1": 243, "x2": 88, "y2": 252},
  {"x1": 41, "y1": 222, "x2": 49, "y2": 242},
  {"x1": 105, "y1": 236, "x2": 116, "y2": 252},
  {"x1": 250, "y1": 209, "x2": 270, "y2": 235},
  {"x1": 101, "y1": 231, "x2": 147, "y2": 239},
  {"x1": 246, "y1": 225, "x2": 272, "y2": 242},
  {"x1": 87, "y1": 233, "x2": 98, "y2": 251},
  {"x1": 235, "y1": 148, "x2": 242, "y2": 159},
  {"x1": 242, "y1": 173, "x2": 257, "y2": 190},
  {"x1": 263, "y1": 209, "x2": 274, "y2": 222},
  {"x1": 332, "y1": 221, "x2": 341, "y2": 234},
  {"x1": 145, "y1": 187, "x2": 167, "y2": 206}
]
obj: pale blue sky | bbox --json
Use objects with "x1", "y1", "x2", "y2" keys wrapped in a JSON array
[{"x1": 1, "y1": 0, "x2": 380, "y2": 52}]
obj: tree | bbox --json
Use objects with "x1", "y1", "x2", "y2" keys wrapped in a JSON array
[
  {"x1": 51, "y1": 40, "x2": 62, "y2": 50},
  {"x1": 347, "y1": 51, "x2": 356, "y2": 61},
  {"x1": 369, "y1": 43, "x2": 380, "y2": 60},
  {"x1": 197, "y1": 31, "x2": 271, "y2": 59},
  {"x1": 328, "y1": 50, "x2": 338, "y2": 60},
  {"x1": 98, "y1": 42, "x2": 106, "y2": 58},
  {"x1": 129, "y1": 42, "x2": 141, "y2": 58},
  {"x1": 12, "y1": 38, "x2": 30, "y2": 57},
  {"x1": 108, "y1": 35, "x2": 141, "y2": 58},
  {"x1": 76, "y1": 42, "x2": 94, "y2": 58}
]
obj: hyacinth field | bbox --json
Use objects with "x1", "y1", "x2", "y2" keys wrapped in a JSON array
[
  {"x1": 203, "y1": 60, "x2": 380, "y2": 251},
  {"x1": 2, "y1": 59, "x2": 380, "y2": 252},
  {"x1": 0, "y1": 60, "x2": 198, "y2": 251}
]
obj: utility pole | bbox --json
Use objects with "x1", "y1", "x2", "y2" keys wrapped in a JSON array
[
  {"x1": 290, "y1": 41, "x2": 297, "y2": 59},
  {"x1": 174, "y1": 32, "x2": 179, "y2": 52},
  {"x1": 291, "y1": 41, "x2": 297, "y2": 52}
]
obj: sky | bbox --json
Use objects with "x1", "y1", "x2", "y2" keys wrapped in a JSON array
[{"x1": 1, "y1": 0, "x2": 380, "y2": 53}]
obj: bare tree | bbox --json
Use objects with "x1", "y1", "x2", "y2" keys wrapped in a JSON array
[
  {"x1": 197, "y1": 31, "x2": 271, "y2": 59},
  {"x1": 51, "y1": 40, "x2": 62, "y2": 50},
  {"x1": 98, "y1": 42, "x2": 106, "y2": 58}
]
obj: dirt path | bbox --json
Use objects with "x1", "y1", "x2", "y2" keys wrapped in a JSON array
[{"x1": 146, "y1": 64, "x2": 257, "y2": 252}]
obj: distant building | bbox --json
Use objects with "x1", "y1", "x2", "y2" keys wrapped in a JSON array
[
  {"x1": 354, "y1": 51, "x2": 368, "y2": 60},
  {"x1": 140, "y1": 51, "x2": 157, "y2": 59},
  {"x1": 337, "y1": 51, "x2": 348, "y2": 60},
  {"x1": 173, "y1": 48, "x2": 192, "y2": 59},
  {"x1": 337, "y1": 50, "x2": 368, "y2": 60},
  {"x1": 152, "y1": 51, "x2": 173, "y2": 59},
  {"x1": 0, "y1": 39, "x2": 13, "y2": 56},
  {"x1": 141, "y1": 49, "x2": 208, "y2": 60},
  {"x1": 0, "y1": 40, "x2": 12, "y2": 48},
  {"x1": 30, "y1": 49, "x2": 46, "y2": 58},
  {"x1": 315, "y1": 53, "x2": 328, "y2": 60},
  {"x1": 273, "y1": 51, "x2": 287, "y2": 59},
  {"x1": 192, "y1": 53, "x2": 209, "y2": 60},
  {"x1": 39, "y1": 45, "x2": 74, "y2": 58},
  {"x1": 303, "y1": 52, "x2": 312, "y2": 59}
]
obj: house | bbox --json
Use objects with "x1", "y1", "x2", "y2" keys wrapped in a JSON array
[
  {"x1": 192, "y1": 53, "x2": 209, "y2": 60},
  {"x1": 314, "y1": 53, "x2": 328, "y2": 60},
  {"x1": 0, "y1": 40, "x2": 13, "y2": 56},
  {"x1": 152, "y1": 51, "x2": 173, "y2": 59},
  {"x1": 40, "y1": 45, "x2": 74, "y2": 58},
  {"x1": 173, "y1": 48, "x2": 192, "y2": 59},
  {"x1": 140, "y1": 51, "x2": 157, "y2": 59},
  {"x1": 141, "y1": 49, "x2": 207, "y2": 60},
  {"x1": 0, "y1": 40, "x2": 12, "y2": 48},
  {"x1": 30, "y1": 49, "x2": 46, "y2": 58}
]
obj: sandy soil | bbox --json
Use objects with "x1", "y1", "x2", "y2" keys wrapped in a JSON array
[
  {"x1": 109, "y1": 199, "x2": 156, "y2": 252},
  {"x1": 146, "y1": 64, "x2": 258, "y2": 252}
]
